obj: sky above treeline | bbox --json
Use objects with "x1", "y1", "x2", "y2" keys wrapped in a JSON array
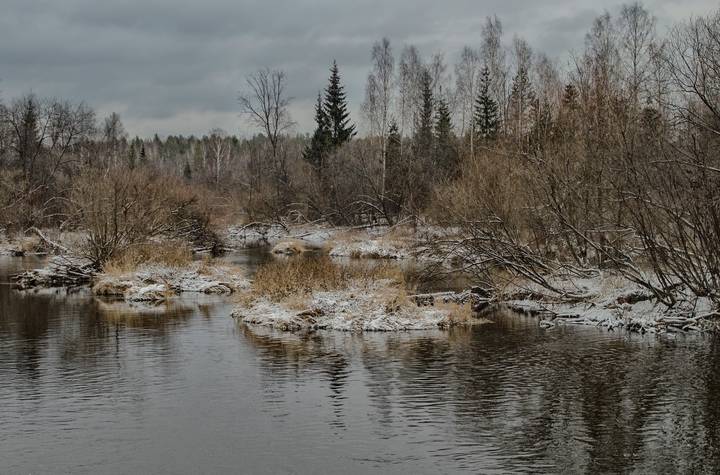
[{"x1": 0, "y1": 0, "x2": 717, "y2": 138}]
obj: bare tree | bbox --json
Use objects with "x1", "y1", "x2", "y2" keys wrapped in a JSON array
[
  {"x1": 481, "y1": 16, "x2": 508, "y2": 130},
  {"x1": 398, "y1": 45, "x2": 424, "y2": 138},
  {"x1": 455, "y1": 46, "x2": 481, "y2": 148},
  {"x1": 617, "y1": 2, "x2": 656, "y2": 105},
  {"x1": 362, "y1": 37, "x2": 395, "y2": 208},
  {"x1": 239, "y1": 68, "x2": 294, "y2": 208},
  {"x1": 665, "y1": 10, "x2": 720, "y2": 134},
  {"x1": 207, "y1": 128, "x2": 229, "y2": 186},
  {"x1": 103, "y1": 112, "x2": 127, "y2": 168},
  {"x1": 6, "y1": 94, "x2": 95, "y2": 184}
]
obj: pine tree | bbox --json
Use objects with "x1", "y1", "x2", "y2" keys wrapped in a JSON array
[
  {"x1": 434, "y1": 98, "x2": 459, "y2": 177},
  {"x1": 303, "y1": 92, "x2": 331, "y2": 176},
  {"x1": 474, "y1": 67, "x2": 500, "y2": 142},
  {"x1": 324, "y1": 60, "x2": 356, "y2": 147}
]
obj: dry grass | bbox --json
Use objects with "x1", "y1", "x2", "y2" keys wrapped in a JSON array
[
  {"x1": 19, "y1": 235, "x2": 42, "y2": 253},
  {"x1": 103, "y1": 241, "x2": 193, "y2": 274},
  {"x1": 250, "y1": 256, "x2": 404, "y2": 301},
  {"x1": 435, "y1": 300, "x2": 476, "y2": 325}
]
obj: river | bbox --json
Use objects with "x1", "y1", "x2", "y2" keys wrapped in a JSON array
[{"x1": 1, "y1": 254, "x2": 719, "y2": 474}]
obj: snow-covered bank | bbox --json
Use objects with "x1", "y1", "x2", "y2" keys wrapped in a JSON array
[
  {"x1": 499, "y1": 272, "x2": 720, "y2": 333},
  {"x1": 225, "y1": 222, "x2": 426, "y2": 260},
  {"x1": 328, "y1": 239, "x2": 410, "y2": 259},
  {"x1": 232, "y1": 281, "x2": 488, "y2": 332},
  {"x1": 93, "y1": 262, "x2": 249, "y2": 302},
  {"x1": 13, "y1": 256, "x2": 96, "y2": 289},
  {"x1": 225, "y1": 223, "x2": 334, "y2": 250}
]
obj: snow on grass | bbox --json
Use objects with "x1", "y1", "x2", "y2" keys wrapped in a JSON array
[
  {"x1": 328, "y1": 239, "x2": 410, "y2": 259},
  {"x1": 93, "y1": 261, "x2": 249, "y2": 302},
  {"x1": 501, "y1": 271, "x2": 720, "y2": 333},
  {"x1": 232, "y1": 283, "x2": 478, "y2": 332}
]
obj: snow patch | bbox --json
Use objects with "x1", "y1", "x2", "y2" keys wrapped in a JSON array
[
  {"x1": 93, "y1": 261, "x2": 248, "y2": 302},
  {"x1": 233, "y1": 286, "x2": 479, "y2": 332},
  {"x1": 329, "y1": 240, "x2": 409, "y2": 260}
]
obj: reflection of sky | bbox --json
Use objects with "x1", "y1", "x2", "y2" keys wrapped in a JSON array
[
  {"x1": 0, "y1": 264, "x2": 719, "y2": 473},
  {"x1": 0, "y1": 0, "x2": 716, "y2": 137}
]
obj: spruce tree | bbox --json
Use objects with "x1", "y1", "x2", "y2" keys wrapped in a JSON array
[
  {"x1": 303, "y1": 92, "x2": 331, "y2": 176},
  {"x1": 323, "y1": 60, "x2": 356, "y2": 147},
  {"x1": 434, "y1": 98, "x2": 459, "y2": 177},
  {"x1": 410, "y1": 69, "x2": 435, "y2": 210},
  {"x1": 413, "y1": 69, "x2": 434, "y2": 159},
  {"x1": 474, "y1": 67, "x2": 500, "y2": 142},
  {"x1": 17, "y1": 96, "x2": 40, "y2": 178}
]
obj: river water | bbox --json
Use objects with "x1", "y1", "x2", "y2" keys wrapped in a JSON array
[{"x1": 1, "y1": 254, "x2": 720, "y2": 474}]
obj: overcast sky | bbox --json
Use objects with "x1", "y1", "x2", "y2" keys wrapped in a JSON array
[{"x1": 0, "y1": 0, "x2": 716, "y2": 137}]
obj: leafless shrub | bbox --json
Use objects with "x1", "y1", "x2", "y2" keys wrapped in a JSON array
[{"x1": 68, "y1": 167, "x2": 198, "y2": 266}]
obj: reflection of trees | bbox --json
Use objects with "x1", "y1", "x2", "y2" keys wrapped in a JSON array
[
  {"x1": 0, "y1": 284, "x2": 198, "y2": 399},
  {"x1": 240, "y1": 313, "x2": 720, "y2": 473}
]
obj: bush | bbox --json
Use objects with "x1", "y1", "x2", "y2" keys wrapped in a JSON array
[{"x1": 69, "y1": 167, "x2": 199, "y2": 266}]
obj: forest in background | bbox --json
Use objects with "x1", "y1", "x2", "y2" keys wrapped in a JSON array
[{"x1": 1, "y1": 3, "x2": 720, "y2": 305}]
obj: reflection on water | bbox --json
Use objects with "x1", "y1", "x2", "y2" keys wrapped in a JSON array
[{"x1": 1, "y1": 255, "x2": 720, "y2": 474}]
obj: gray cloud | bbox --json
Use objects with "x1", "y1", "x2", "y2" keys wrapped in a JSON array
[{"x1": 1, "y1": 0, "x2": 716, "y2": 137}]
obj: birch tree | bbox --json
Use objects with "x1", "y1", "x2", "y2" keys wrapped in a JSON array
[{"x1": 362, "y1": 37, "x2": 395, "y2": 205}]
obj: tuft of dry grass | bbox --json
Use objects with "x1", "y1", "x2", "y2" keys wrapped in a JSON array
[
  {"x1": 250, "y1": 256, "x2": 404, "y2": 301},
  {"x1": 435, "y1": 300, "x2": 475, "y2": 324},
  {"x1": 103, "y1": 241, "x2": 193, "y2": 274}
]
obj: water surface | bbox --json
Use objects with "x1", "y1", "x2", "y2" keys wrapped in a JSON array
[{"x1": 1, "y1": 255, "x2": 719, "y2": 474}]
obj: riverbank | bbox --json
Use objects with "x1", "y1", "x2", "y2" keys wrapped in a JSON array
[
  {"x1": 6, "y1": 224, "x2": 720, "y2": 334},
  {"x1": 499, "y1": 271, "x2": 720, "y2": 333},
  {"x1": 224, "y1": 222, "x2": 440, "y2": 259},
  {"x1": 92, "y1": 261, "x2": 249, "y2": 302},
  {"x1": 230, "y1": 255, "x2": 487, "y2": 332}
]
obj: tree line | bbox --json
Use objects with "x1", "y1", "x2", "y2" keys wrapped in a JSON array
[{"x1": 1, "y1": 2, "x2": 720, "y2": 308}]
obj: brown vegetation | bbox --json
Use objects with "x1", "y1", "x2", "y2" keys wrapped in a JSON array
[
  {"x1": 249, "y1": 256, "x2": 404, "y2": 301},
  {"x1": 2, "y1": 5, "x2": 720, "y2": 312},
  {"x1": 102, "y1": 241, "x2": 193, "y2": 275}
]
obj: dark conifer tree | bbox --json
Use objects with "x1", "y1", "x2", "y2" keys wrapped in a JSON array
[
  {"x1": 323, "y1": 60, "x2": 356, "y2": 147},
  {"x1": 17, "y1": 96, "x2": 40, "y2": 178},
  {"x1": 413, "y1": 69, "x2": 434, "y2": 159},
  {"x1": 434, "y1": 98, "x2": 459, "y2": 177},
  {"x1": 474, "y1": 67, "x2": 500, "y2": 142},
  {"x1": 409, "y1": 69, "x2": 435, "y2": 210},
  {"x1": 303, "y1": 92, "x2": 331, "y2": 176}
]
